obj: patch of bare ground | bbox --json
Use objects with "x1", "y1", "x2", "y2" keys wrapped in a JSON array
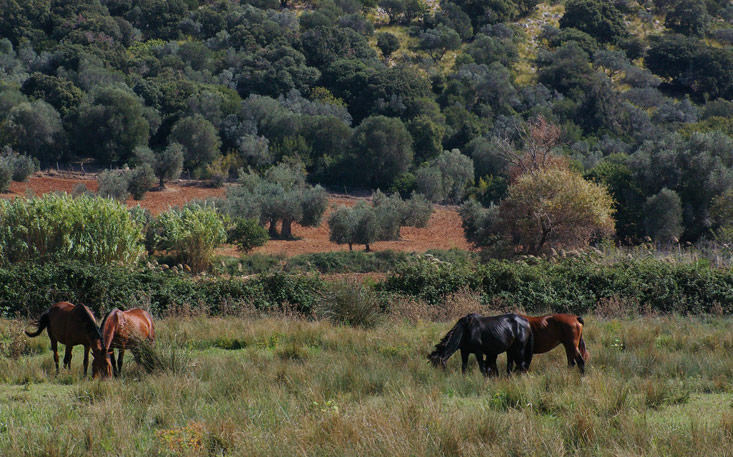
[
  {"x1": 2, "y1": 172, "x2": 225, "y2": 215},
  {"x1": 2, "y1": 173, "x2": 471, "y2": 257}
]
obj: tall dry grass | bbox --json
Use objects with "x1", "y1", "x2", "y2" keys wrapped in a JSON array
[{"x1": 0, "y1": 314, "x2": 730, "y2": 457}]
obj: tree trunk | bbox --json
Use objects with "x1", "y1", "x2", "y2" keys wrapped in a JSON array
[
  {"x1": 348, "y1": 243, "x2": 353, "y2": 251},
  {"x1": 159, "y1": 176, "x2": 165, "y2": 189},
  {"x1": 281, "y1": 219, "x2": 293, "y2": 240},
  {"x1": 364, "y1": 243, "x2": 371, "y2": 252},
  {"x1": 268, "y1": 218, "x2": 279, "y2": 238}
]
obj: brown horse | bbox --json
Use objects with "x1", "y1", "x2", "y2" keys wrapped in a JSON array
[
  {"x1": 100, "y1": 308, "x2": 155, "y2": 376},
  {"x1": 25, "y1": 302, "x2": 112, "y2": 378},
  {"x1": 519, "y1": 314, "x2": 589, "y2": 373}
]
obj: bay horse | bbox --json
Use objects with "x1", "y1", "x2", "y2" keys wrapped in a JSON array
[
  {"x1": 517, "y1": 314, "x2": 589, "y2": 373},
  {"x1": 25, "y1": 301, "x2": 112, "y2": 378},
  {"x1": 428, "y1": 313, "x2": 533, "y2": 377},
  {"x1": 100, "y1": 308, "x2": 155, "y2": 376}
]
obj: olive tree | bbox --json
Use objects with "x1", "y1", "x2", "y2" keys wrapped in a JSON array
[
  {"x1": 643, "y1": 188, "x2": 683, "y2": 243},
  {"x1": 328, "y1": 202, "x2": 379, "y2": 251},
  {"x1": 168, "y1": 114, "x2": 221, "y2": 171},
  {"x1": 328, "y1": 192, "x2": 433, "y2": 251},
  {"x1": 222, "y1": 161, "x2": 328, "y2": 240},
  {"x1": 415, "y1": 149, "x2": 474, "y2": 203},
  {"x1": 347, "y1": 115, "x2": 413, "y2": 189}
]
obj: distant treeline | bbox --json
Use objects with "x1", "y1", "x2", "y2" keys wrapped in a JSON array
[{"x1": 1, "y1": 0, "x2": 732, "y2": 244}]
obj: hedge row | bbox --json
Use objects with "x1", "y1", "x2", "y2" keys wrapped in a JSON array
[
  {"x1": 381, "y1": 257, "x2": 733, "y2": 314},
  {"x1": 0, "y1": 262, "x2": 324, "y2": 318},
  {"x1": 2, "y1": 257, "x2": 731, "y2": 319}
]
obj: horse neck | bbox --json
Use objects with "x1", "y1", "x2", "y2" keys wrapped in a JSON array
[
  {"x1": 101, "y1": 312, "x2": 114, "y2": 352},
  {"x1": 90, "y1": 336, "x2": 106, "y2": 356}
]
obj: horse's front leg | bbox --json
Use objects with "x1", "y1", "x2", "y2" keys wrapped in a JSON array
[
  {"x1": 460, "y1": 348, "x2": 469, "y2": 374},
  {"x1": 486, "y1": 355, "x2": 499, "y2": 377},
  {"x1": 117, "y1": 347, "x2": 125, "y2": 375},
  {"x1": 477, "y1": 353, "x2": 489, "y2": 377},
  {"x1": 83, "y1": 345, "x2": 90, "y2": 377},
  {"x1": 109, "y1": 351, "x2": 118, "y2": 377}
]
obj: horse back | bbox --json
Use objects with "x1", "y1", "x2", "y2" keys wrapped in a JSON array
[
  {"x1": 472, "y1": 313, "x2": 530, "y2": 354},
  {"x1": 122, "y1": 308, "x2": 155, "y2": 343},
  {"x1": 520, "y1": 314, "x2": 583, "y2": 354},
  {"x1": 47, "y1": 302, "x2": 100, "y2": 346}
]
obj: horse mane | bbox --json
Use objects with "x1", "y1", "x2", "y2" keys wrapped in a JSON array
[
  {"x1": 100, "y1": 308, "x2": 123, "y2": 352},
  {"x1": 428, "y1": 314, "x2": 478, "y2": 365},
  {"x1": 79, "y1": 304, "x2": 103, "y2": 341}
]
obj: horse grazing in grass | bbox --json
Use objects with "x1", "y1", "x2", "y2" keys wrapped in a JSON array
[
  {"x1": 428, "y1": 313, "x2": 533, "y2": 377},
  {"x1": 101, "y1": 308, "x2": 155, "y2": 376},
  {"x1": 25, "y1": 302, "x2": 112, "y2": 378},
  {"x1": 518, "y1": 314, "x2": 589, "y2": 373}
]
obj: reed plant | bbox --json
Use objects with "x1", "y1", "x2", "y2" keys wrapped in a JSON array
[
  {"x1": 152, "y1": 202, "x2": 227, "y2": 273},
  {"x1": 0, "y1": 193, "x2": 144, "y2": 265}
]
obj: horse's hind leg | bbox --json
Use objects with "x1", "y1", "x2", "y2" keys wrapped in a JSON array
[
  {"x1": 571, "y1": 347, "x2": 585, "y2": 374},
  {"x1": 564, "y1": 344, "x2": 584, "y2": 373},
  {"x1": 507, "y1": 348, "x2": 522, "y2": 375},
  {"x1": 82, "y1": 345, "x2": 89, "y2": 377},
  {"x1": 460, "y1": 348, "x2": 469, "y2": 374},
  {"x1": 63, "y1": 345, "x2": 73, "y2": 370},
  {"x1": 576, "y1": 354, "x2": 585, "y2": 374},
  {"x1": 50, "y1": 337, "x2": 59, "y2": 374}
]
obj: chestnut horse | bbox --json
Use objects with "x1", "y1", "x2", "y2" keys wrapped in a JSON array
[
  {"x1": 100, "y1": 308, "x2": 155, "y2": 376},
  {"x1": 428, "y1": 313, "x2": 534, "y2": 377},
  {"x1": 518, "y1": 314, "x2": 589, "y2": 373},
  {"x1": 25, "y1": 302, "x2": 112, "y2": 378}
]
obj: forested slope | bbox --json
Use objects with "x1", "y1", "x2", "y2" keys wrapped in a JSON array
[{"x1": 0, "y1": 0, "x2": 732, "y2": 242}]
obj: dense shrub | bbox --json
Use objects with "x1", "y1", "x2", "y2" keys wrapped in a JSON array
[
  {"x1": 0, "y1": 160, "x2": 11, "y2": 193},
  {"x1": 317, "y1": 279, "x2": 382, "y2": 328},
  {"x1": 228, "y1": 217, "x2": 269, "y2": 253},
  {"x1": 152, "y1": 203, "x2": 227, "y2": 273},
  {"x1": 0, "y1": 262, "x2": 326, "y2": 318},
  {"x1": 287, "y1": 250, "x2": 410, "y2": 273},
  {"x1": 382, "y1": 255, "x2": 733, "y2": 314},
  {"x1": 0, "y1": 152, "x2": 36, "y2": 182},
  {"x1": 127, "y1": 164, "x2": 157, "y2": 200},
  {"x1": 381, "y1": 255, "x2": 480, "y2": 304},
  {"x1": 1, "y1": 255, "x2": 730, "y2": 319},
  {"x1": 0, "y1": 194, "x2": 144, "y2": 266},
  {"x1": 97, "y1": 170, "x2": 130, "y2": 201}
]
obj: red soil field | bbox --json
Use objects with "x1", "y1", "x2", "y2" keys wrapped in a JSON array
[{"x1": 1, "y1": 173, "x2": 470, "y2": 257}]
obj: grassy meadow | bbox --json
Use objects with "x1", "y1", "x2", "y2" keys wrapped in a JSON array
[{"x1": 0, "y1": 310, "x2": 731, "y2": 457}]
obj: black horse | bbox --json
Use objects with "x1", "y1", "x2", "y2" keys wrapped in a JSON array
[{"x1": 428, "y1": 313, "x2": 533, "y2": 376}]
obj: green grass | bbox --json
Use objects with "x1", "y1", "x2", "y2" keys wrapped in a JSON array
[{"x1": 0, "y1": 315, "x2": 731, "y2": 456}]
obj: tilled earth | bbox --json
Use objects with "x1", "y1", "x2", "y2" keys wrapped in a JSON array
[{"x1": 3, "y1": 173, "x2": 470, "y2": 256}]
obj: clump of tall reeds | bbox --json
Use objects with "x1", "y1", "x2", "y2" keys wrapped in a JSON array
[
  {"x1": 128, "y1": 334, "x2": 192, "y2": 375},
  {"x1": 316, "y1": 279, "x2": 382, "y2": 328},
  {"x1": 0, "y1": 193, "x2": 144, "y2": 265}
]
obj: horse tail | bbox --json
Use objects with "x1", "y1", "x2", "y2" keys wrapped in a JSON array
[
  {"x1": 578, "y1": 335, "x2": 590, "y2": 361},
  {"x1": 576, "y1": 316, "x2": 589, "y2": 361},
  {"x1": 428, "y1": 315, "x2": 470, "y2": 366},
  {"x1": 25, "y1": 312, "x2": 49, "y2": 337}
]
